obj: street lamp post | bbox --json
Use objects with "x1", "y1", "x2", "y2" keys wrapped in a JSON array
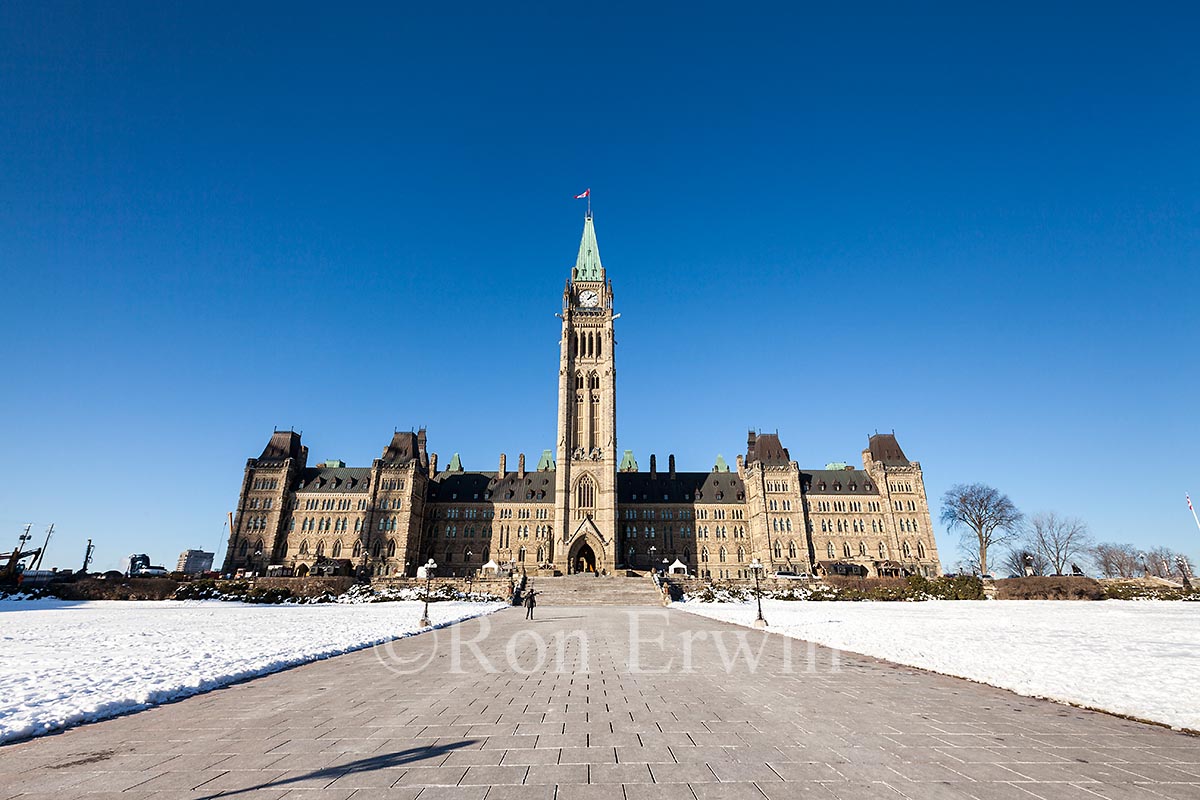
[
  {"x1": 419, "y1": 558, "x2": 437, "y2": 627},
  {"x1": 649, "y1": 545, "x2": 657, "y2": 572},
  {"x1": 750, "y1": 558, "x2": 767, "y2": 628},
  {"x1": 1139, "y1": 552, "x2": 1149, "y2": 578},
  {"x1": 465, "y1": 549, "x2": 474, "y2": 596}
]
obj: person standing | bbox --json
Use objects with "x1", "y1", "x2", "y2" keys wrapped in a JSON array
[{"x1": 523, "y1": 589, "x2": 538, "y2": 620}]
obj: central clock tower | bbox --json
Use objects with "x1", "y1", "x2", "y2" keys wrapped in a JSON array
[{"x1": 554, "y1": 213, "x2": 619, "y2": 574}]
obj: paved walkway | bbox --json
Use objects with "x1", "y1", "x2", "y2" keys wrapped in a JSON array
[{"x1": 2, "y1": 606, "x2": 1198, "y2": 800}]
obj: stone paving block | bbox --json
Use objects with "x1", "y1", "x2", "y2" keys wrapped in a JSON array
[
  {"x1": 523, "y1": 764, "x2": 589, "y2": 785},
  {"x1": 624, "y1": 784, "x2": 699, "y2": 800},
  {"x1": 499, "y1": 747, "x2": 561, "y2": 765},
  {"x1": 689, "y1": 782, "x2": 770, "y2": 799},
  {"x1": 588, "y1": 762, "x2": 654, "y2": 783},
  {"x1": 391, "y1": 766, "x2": 468, "y2": 786},
  {"x1": 482, "y1": 785, "x2": 557, "y2": 800},
  {"x1": 558, "y1": 746, "x2": 617, "y2": 764},
  {"x1": 649, "y1": 762, "x2": 718, "y2": 783}
]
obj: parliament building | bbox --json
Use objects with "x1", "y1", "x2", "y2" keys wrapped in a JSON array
[{"x1": 223, "y1": 216, "x2": 942, "y2": 580}]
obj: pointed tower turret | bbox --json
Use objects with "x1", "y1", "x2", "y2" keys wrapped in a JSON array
[{"x1": 572, "y1": 215, "x2": 604, "y2": 282}]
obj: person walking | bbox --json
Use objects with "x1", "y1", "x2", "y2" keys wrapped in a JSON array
[{"x1": 523, "y1": 588, "x2": 538, "y2": 620}]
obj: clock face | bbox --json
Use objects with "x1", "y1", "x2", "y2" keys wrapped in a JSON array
[{"x1": 579, "y1": 290, "x2": 599, "y2": 307}]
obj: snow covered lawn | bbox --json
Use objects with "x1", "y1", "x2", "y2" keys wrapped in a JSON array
[
  {"x1": 0, "y1": 599, "x2": 505, "y2": 743},
  {"x1": 675, "y1": 600, "x2": 1200, "y2": 731}
]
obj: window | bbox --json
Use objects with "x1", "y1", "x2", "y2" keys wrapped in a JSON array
[
  {"x1": 332, "y1": 541, "x2": 342, "y2": 558},
  {"x1": 576, "y1": 474, "x2": 596, "y2": 508},
  {"x1": 773, "y1": 542, "x2": 782, "y2": 559},
  {"x1": 843, "y1": 542, "x2": 852, "y2": 558},
  {"x1": 387, "y1": 539, "x2": 396, "y2": 557},
  {"x1": 788, "y1": 541, "x2": 797, "y2": 559},
  {"x1": 827, "y1": 541, "x2": 836, "y2": 559}
]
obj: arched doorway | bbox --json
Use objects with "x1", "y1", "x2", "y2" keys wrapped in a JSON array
[
  {"x1": 295, "y1": 563, "x2": 309, "y2": 578},
  {"x1": 569, "y1": 539, "x2": 599, "y2": 574}
]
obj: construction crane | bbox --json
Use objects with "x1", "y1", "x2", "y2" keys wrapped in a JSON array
[{"x1": 2, "y1": 525, "x2": 42, "y2": 585}]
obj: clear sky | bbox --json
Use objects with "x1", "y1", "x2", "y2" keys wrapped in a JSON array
[{"x1": 2, "y1": 2, "x2": 1198, "y2": 573}]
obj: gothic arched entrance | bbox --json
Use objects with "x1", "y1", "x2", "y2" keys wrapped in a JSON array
[{"x1": 569, "y1": 540, "x2": 599, "y2": 574}]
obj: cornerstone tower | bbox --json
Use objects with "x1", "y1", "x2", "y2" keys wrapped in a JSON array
[{"x1": 554, "y1": 213, "x2": 619, "y2": 574}]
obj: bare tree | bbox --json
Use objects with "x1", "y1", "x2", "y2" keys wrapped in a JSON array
[
  {"x1": 1026, "y1": 512, "x2": 1092, "y2": 575},
  {"x1": 940, "y1": 483, "x2": 1023, "y2": 576},
  {"x1": 1000, "y1": 546, "x2": 1050, "y2": 577},
  {"x1": 1091, "y1": 542, "x2": 1143, "y2": 578}
]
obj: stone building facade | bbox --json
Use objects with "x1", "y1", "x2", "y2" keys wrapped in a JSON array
[{"x1": 224, "y1": 216, "x2": 942, "y2": 580}]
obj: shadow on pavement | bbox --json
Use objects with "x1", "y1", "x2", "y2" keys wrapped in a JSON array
[{"x1": 193, "y1": 739, "x2": 478, "y2": 799}]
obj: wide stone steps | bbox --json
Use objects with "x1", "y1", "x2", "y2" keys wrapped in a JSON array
[{"x1": 525, "y1": 574, "x2": 664, "y2": 606}]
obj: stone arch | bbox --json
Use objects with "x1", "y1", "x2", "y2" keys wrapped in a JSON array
[{"x1": 568, "y1": 533, "x2": 604, "y2": 574}]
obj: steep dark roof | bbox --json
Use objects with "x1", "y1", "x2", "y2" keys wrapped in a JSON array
[
  {"x1": 258, "y1": 431, "x2": 303, "y2": 463},
  {"x1": 868, "y1": 433, "x2": 909, "y2": 466},
  {"x1": 746, "y1": 432, "x2": 791, "y2": 466},
  {"x1": 618, "y1": 471, "x2": 745, "y2": 504},
  {"x1": 295, "y1": 467, "x2": 372, "y2": 493},
  {"x1": 429, "y1": 470, "x2": 556, "y2": 503},
  {"x1": 801, "y1": 469, "x2": 876, "y2": 495},
  {"x1": 380, "y1": 431, "x2": 419, "y2": 465}
]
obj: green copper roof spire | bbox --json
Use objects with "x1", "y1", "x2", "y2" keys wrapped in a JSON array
[
  {"x1": 572, "y1": 215, "x2": 604, "y2": 282},
  {"x1": 619, "y1": 449, "x2": 638, "y2": 472},
  {"x1": 447, "y1": 452, "x2": 463, "y2": 472}
]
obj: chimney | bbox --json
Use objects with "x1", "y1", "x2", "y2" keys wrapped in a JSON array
[
  {"x1": 747, "y1": 430, "x2": 757, "y2": 460},
  {"x1": 499, "y1": 453, "x2": 506, "y2": 479},
  {"x1": 417, "y1": 428, "x2": 428, "y2": 466},
  {"x1": 650, "y1": 454, "x2": 657, "y2": 479},
  {"x1": 518, "y1": 453, "x2": 526, "y2": 480},
  {"x1": 430, "y1": 452, "x2": 438, "y2": 474},
  {"x1": 669, "y1": 454, "x2": 676, "y2": 479}
]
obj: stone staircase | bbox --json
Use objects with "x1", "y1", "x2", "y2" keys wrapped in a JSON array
[{"x1": 524, "y1": 573, "x2": 665, "y2": 606}]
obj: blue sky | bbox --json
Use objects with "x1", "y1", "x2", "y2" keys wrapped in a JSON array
[{"x1": 2, "y1": 2, "x2": 1198, "y2": 572}]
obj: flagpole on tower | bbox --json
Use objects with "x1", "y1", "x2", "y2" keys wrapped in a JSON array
[{"x1": 1189, "y1": 494, "x2": 1200, "y2": 536}]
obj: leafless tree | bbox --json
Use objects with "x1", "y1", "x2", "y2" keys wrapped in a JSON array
[
  {"x1": 940, "y1": 483, "x2": 1023, "y2": 576},
  {"x1": 1090, "y1": 542, "x2": 1141, "y2": 578},
  {"x1": 1000, "y1": 546, "x2": 1050, "y2": 577},
  {"x1": 1025, "y1": 512, "x2": 1093, "y2": 575}
]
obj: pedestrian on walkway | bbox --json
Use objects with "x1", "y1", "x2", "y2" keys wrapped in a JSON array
[{"x1": 523, "y1": 589, "x2": 539, "y2": 620}]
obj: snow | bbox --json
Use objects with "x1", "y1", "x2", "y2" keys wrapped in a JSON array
[
  {"x1": 0, "y1": 599, "x2": 505, "y2": 743},
  {"x1": 675, "y1": 599, "x2": 1200, "y2": 731}
]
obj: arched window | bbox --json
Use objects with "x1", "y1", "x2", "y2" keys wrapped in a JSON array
[
  {"x1": 387, "y1": 539, "x2": 396, "y2": 557},
  {"x1": 827, "y1": 541, "x2": 835, "y2": 559},
  {"x1": 518, "y1": 546, "x2": 526, "y2": 562},
  {"x1": 719, "y1": 547, "x2": 727, "y2": 563},
  {"x1": 372, "y1": 539, "x2": 381, "y2": 557},
  {"x1": 332, "y1": 541, "x2": 342, "y2": 558},
  {"x1": 684, "y1": 548, "x2": 691, "y2": 562},
  {"x1": 537, "y1": 547, "x2": 544, "y2": 562},
  {"x1": 576, "y1": 474, "x2": 596, "y2": 508},
  {"x1": 917, "y1": 541, "x2": 926, "y2": 559},
  {"x1": 316, "y1": 541, "x2": 325, "y2": 557},
  {"x1": 445, "y1": 548, "x2": 453, "y2": 563},
  {"x1": 237, "y1": 538, "x2": 248, "y2": 556},
  {"x1": 788, "y1": 541, "x2": 797, "y2": 559},
  {"x1": 879, "y1": 541, "x2": 886, "y2": 558},
  {"x1": 299, "y1": 539, "x2": 309, "y2": 555},
  {"x1": 352, "y1": 540, "x2": 362, "y2": 557},
  {"x1": 902, "y1": 541, "x2": 912, "y2": 557},
  {"x1": 843, "y1": 542, "x2": 852, "y2": 558},
  {"x1": 700, "y1": 547, "x2": 709, "y2": 563},
  {"x1": 737, "y1": 547, "x2": 745, "y2": 562},
  {"x1": 773, "y1": 542, "x2": 782, "y2": 559}
]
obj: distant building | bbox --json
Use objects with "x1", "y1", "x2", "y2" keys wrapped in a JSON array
[
  {"x1": 176, "y1": 549, "x2": 215, "y2": 575},
  {"x1": 224, "y1": 216, "x2": 943, "y2": 580}
]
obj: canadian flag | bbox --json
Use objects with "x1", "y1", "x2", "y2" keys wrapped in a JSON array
[
  {"x1": 1189, "y1": 493, "x2": 1195, "y2": 511},
  {"x1": 574, "y1": 188, "x2": 590, "y2": 199}
]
